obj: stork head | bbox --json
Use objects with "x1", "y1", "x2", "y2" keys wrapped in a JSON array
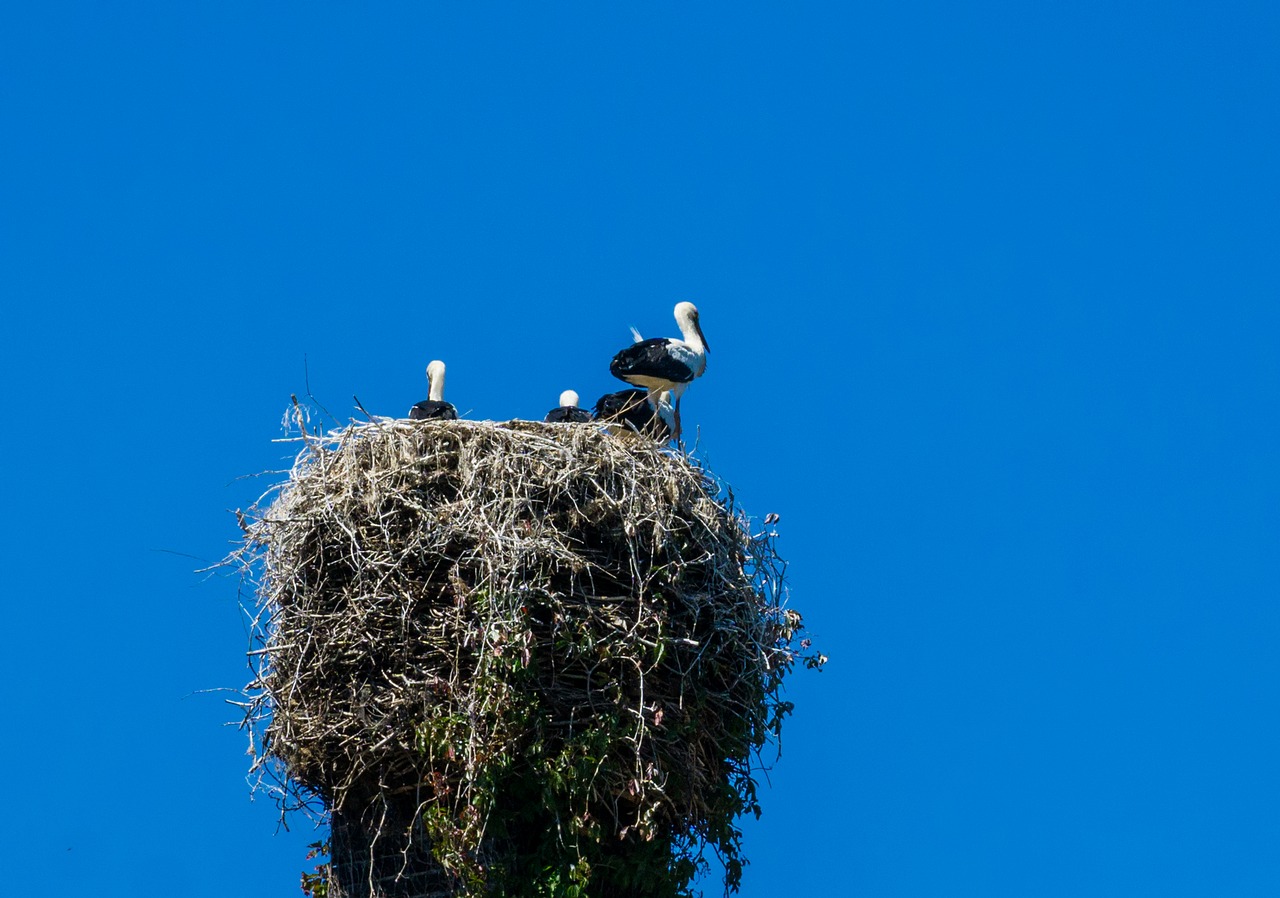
[
  {"x1": 559, "y1": 389, "x2": 580, "y2": 408},
  {"x1": 426, "y1": 360, "x2": 447, "y2": 400},
  {"x1": 674, "y1": 301, "x2": 709, "y2": 353}
]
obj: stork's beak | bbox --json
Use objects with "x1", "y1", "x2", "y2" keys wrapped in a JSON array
[{"x1": 694, "y1": 317, "x2": 710, "y2": 352}]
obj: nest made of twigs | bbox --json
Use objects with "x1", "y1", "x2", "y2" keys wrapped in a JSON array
[{"x1": 234, "y1": 416, "x2": 819, "y2": 897}]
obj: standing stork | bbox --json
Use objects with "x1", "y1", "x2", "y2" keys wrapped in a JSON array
[
  {"x1": 544, "y1": 390, "x2": 592, "y2": 423},
  {"x1": 608, "y1": 301, "x2": 708, "y2": 441},
  {"x1": 408, "y1": 360, "x2": 458, "y2": 420}
]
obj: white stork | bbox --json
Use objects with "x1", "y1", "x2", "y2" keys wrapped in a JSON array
[
  {"x1": 408, "y1": 360, "x2": 458, "y2": 420},
  {"x1": 544, "y1": 389, "x2": 592, "y2": 423},
  {"x1": 593, "y1": 388, "x2": 676, "y2": 441},
  {"x1": 608, "y1": 301, "x2": 708, "y2": 441}
]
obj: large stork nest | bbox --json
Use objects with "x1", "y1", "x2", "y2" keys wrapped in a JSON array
[{"x1": 233, "y1": 415, "x2": 822, "y2": 898}]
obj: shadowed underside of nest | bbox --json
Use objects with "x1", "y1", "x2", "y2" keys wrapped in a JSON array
[{"x1": 237, "y1": 418, "x2": 814, "y2": 898}]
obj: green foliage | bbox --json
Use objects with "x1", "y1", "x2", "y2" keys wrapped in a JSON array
[
  {"x1": 400, "y1": 587, "x2": 823, "y2": 898},
  {"x1": 299, "y1": 840, "x2": 330, "y2": 898}
]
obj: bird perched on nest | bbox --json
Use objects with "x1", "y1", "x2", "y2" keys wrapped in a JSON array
[
  {"x1": 544, "y1": 390, "x2": 592, "y2": 423},
  {"x1": 609, "y1": 301, "x2": 708, "y2": 441},
  {"x1": 594, "y1": 388, "x2": 676, "y2": 441},
  {"x1": 409, "y1": 360, "x2": 458, "y2": 420}
]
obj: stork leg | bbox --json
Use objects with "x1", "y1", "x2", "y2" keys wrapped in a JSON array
[{"x1": 673, "y1": 396, "x2": 683, "y2": 445}]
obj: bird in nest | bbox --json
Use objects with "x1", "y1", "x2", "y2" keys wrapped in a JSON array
[
  {"x1": 544, "y1": 389, "x2": 593, "y2": 423},
  {"x1": 408, "y1": 360, "x2": 458, "y2": 420},
  {"x1": 593, "y1": 388, "x2": 676, "y2": 441}
]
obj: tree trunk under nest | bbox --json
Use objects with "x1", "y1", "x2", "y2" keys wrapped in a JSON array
[{"x1": 329, "y1": 793, "x2": 453, "y2": 898}]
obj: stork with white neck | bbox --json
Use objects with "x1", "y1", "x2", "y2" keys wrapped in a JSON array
[
  {"x1": 408, "y1": 360, "x2": 458, "y2": 420},
  {"x1": 608, "y1": 301, "x2": 708, "y2": 441},
  {"x1": 544, "y1": 389, "x2": 592, "y2": 423}
]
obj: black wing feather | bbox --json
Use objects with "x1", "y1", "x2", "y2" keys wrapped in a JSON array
[
  {"x1": 410, "y1": 400, "x2": 458, "y2": 420},
  {"x1": 609, "y1": 338, "x2": 695, "y2": 384},
  {"x1": 592, "y1": 389, "x2": 670, "y2": 439},
  {"x1": 545, "y1": 406, "x2": 592, "y2": 423}
]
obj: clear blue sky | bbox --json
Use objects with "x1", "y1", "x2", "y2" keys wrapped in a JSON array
[{"x1": 2, "y1": 3, "x2": 1277, "y2": 895}]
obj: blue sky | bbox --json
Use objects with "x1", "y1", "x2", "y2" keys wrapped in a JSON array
[{"x1": 2, "y1": 2, "x2": 1278, "y2": 895}]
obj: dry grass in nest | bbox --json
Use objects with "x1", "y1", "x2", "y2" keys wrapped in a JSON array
[{"x1": 231, "y1": 413, "x2": 820, "y2": 896}]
